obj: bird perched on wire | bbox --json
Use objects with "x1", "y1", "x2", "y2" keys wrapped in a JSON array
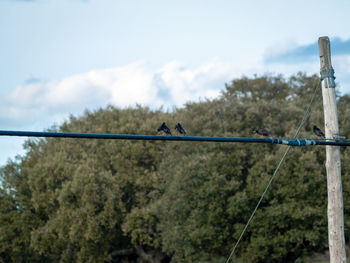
[
  {"x1": 157, "y1": 122, "x2": 172, "y2": 135},
  {"x1": 174, "y1": 123, "x2": 186, "y2": 136},
  {"x1": 255, "y1": 128, "x2": 272, "y2": 138},
  {"x1": 313, "y1": 125, "x2": 325, "y2": 139}
]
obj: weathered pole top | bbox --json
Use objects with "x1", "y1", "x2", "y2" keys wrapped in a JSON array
[
  {"x1": 318, "y1": 36, "x2": 335, "y2": 85},
  {"x1": 318, "y1": 36, "x2": 332, "y2": 69}
]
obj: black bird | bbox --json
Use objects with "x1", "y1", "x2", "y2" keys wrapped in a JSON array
[
  {"x1": 157, "y1": 122, "x2": 172, "y2": 135},
  {"x1": 255, "y1": 128, "x2": 272, "y2": 138},
  {"x1": 174, "y1": 123, "x2": 186, "y2": 135},
  {"x1": 313, "y1": 125, "x2": 325, "y2": 138}
]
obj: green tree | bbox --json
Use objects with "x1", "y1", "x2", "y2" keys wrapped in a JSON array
[{"x1": 0, "y1": 73, "x2": 349, "y2": 262}]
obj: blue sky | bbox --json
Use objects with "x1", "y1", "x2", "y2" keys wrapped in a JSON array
[{"x1": 0, "y1": 0, "x2": 350, "y2": 166}]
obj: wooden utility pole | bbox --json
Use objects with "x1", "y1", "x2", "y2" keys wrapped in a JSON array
[{"x1": 318, "y1": 36, "x2": 347, "y2": 263}]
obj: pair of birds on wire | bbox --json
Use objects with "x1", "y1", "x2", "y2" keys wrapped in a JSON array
[
  {"x1": 255, "y1": 125, "x2": 325, "y2": 139},
  {"x1": 157, "y1": 122, "x2": 186, "y2": 136}
]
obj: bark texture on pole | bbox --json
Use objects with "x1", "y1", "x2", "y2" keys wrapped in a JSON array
[{"x1": 319, "y1": 36, "x2": 347, "y2": 263}]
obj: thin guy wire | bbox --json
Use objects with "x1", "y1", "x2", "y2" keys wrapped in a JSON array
[
  {"x1": 225, "y1": 146, "x2": 291, "y2": 263},
  {"x1": 293, "y1": 80, "x2": 321, "y2": 138},
  {"x1": 225, "y1": 80, "x2": 321, "y2": 263},
  {"x1": 306, "y1": 94, "x2": 322, "y2": 123}
]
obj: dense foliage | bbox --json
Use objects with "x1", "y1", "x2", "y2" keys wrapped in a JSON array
[{"x1": 1, "y1": 73, "x2": 349, "y2": 262}]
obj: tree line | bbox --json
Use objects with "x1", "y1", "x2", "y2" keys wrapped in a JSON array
[{"x1": 0, "y1": 73, "x2": 349, "y2": 262}]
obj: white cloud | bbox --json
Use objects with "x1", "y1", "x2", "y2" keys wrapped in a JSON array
[
  {"x1": 7, "y1": 61, "x2": 154, "y2": 112},
  {"x1": 154, "y1": 60, "x2": 237, "y2": 106},
  {"x1": 2, "y1": 57, "x2": 349, "y2": 132},
  {"x1": 0, "y1": 60, "x2": 243, "y2": 129}
]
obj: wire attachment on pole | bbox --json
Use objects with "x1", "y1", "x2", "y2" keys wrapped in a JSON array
[{"x1": 320, "y1": 68, "x2": 335, "y2": 88}]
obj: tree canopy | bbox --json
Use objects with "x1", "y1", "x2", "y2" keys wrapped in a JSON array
[{"x1": 1, "y1": 73, "x2": 349, "y2": 262}]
